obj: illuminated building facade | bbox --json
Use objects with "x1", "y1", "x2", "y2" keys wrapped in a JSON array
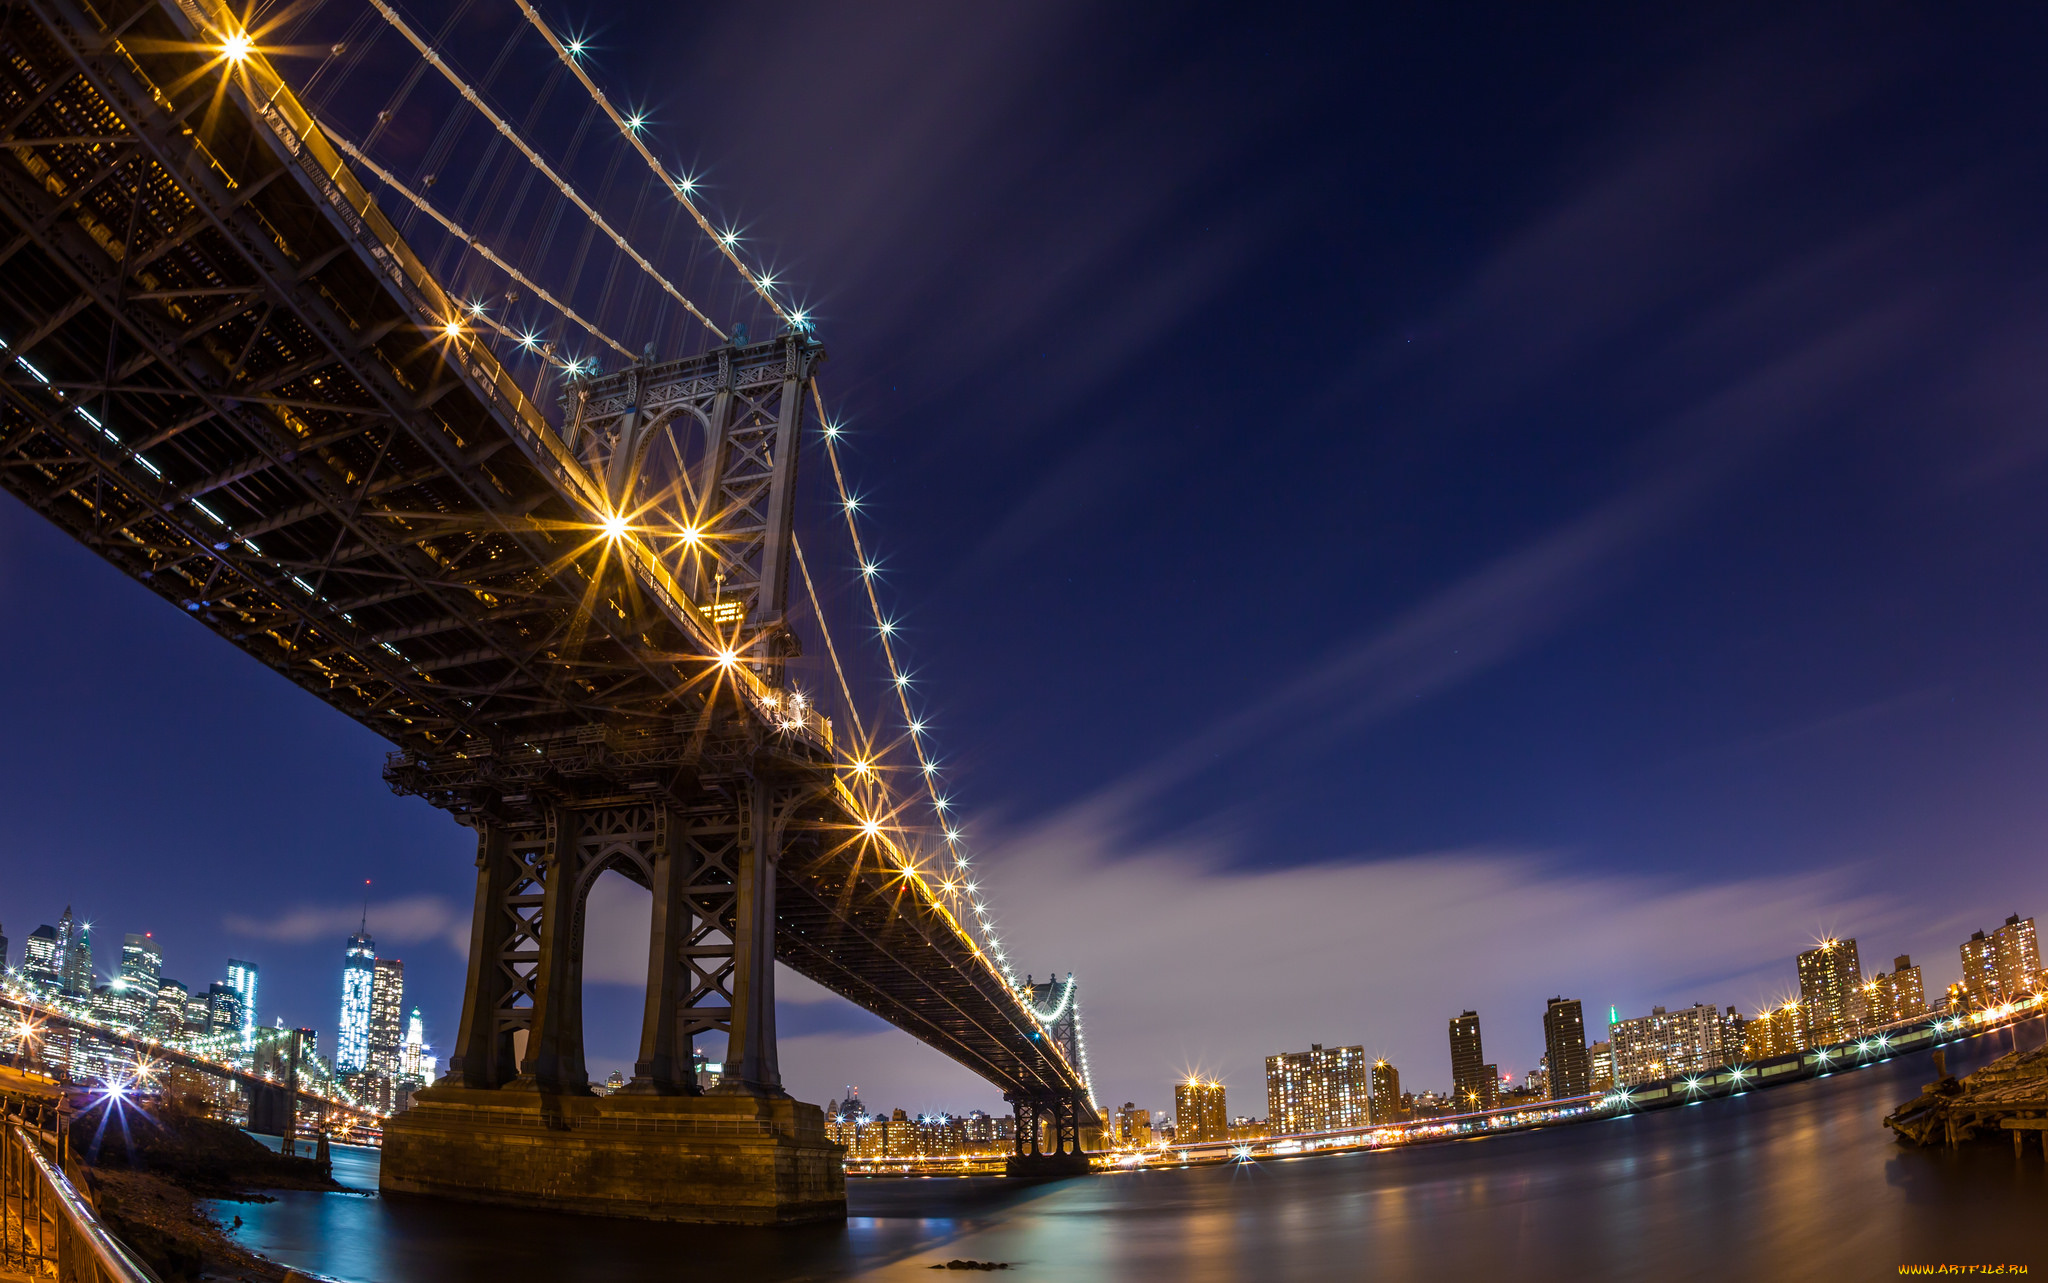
[
  {"x1": 1265, "y1": 1044, "x2": 1369, "y2": 1134},
  {"x1": 1743, "y1": 1002, "x2": 1808, "y2": 1058},
  {"x1": 1448, "y1": 1011, "x2": 1496, "y2": 1111},
  {"x1": 1543, "y1": 997, "x2": 1591, "y2": 1100},
  {"x1": 1176, "y1": 1078, "x2": 1229, "y2": 1144},
  {"x1": 1864, "y1": 955, "x2": 1927, "y2": 1026},
  {"x1": 181, "y1": 989, "x2": 211, "y2": 1038},
  {"x1": 1993, "y1": 915, "x2": 2042, "y2": 999},
  {"x1": 886, "y1": 1109, "x2": 916, "y2": 1159},
  {"x1": 1588, "y1": 1041, "x2": 1614, "y2": 1092},
  {"x1": 147, "y1": 978, "x2": 188, "y2": 1040},
  {"x1": 399, "y1": 1007, "x2": 429, "y2": 1081},
  {"x1": 336, "y1": 929, "x2": 376, "y2": 1074},
  {"x1": 226, "y1": 958, "x2": 259, "y2": 1048},
  {"x1": 56, "y1": 908, "x2": 91, "y2": 996},
  {"x1": 1114, "y1": 1102, "x2": 1153, "y2": 1148},
  {"x1": 111, "y1": 933, "x2": 161, "y2": 1028},
  {"x1": 1370, "y1": 1059, "x2": 1402, "y2": 1124},
  {"x1": 368, "y1": 958, "x2": 405, "y2": 1073},
  {"x1": 204, "y1": 982, "x2": 242, "y2": 1037},
  {"x1": 1796, "y1": 937, "x2": 1862, "y2": 1044},
  {"x1": 1610, "y1": 1004, "x2": 1742, "y2": 1085},
  {"x1": 21, "y1": 925, "x2": 60, "y2": 989}
]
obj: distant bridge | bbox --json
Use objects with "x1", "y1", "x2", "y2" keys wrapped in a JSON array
[{"x1": 0, "y1": 992, "x2": 378, "y2": 1122}]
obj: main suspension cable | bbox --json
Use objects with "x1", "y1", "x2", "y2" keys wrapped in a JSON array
[
  {"x1": 510, "y1": 0, "x2": 790, "y2": 325},
  {"x1": 361, "y1": 0, "x2": 727, "y2": 340}
]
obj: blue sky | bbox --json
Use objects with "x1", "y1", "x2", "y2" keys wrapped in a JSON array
[{"x1": 5, "y1": 1, "x2": 2048, "y2": 1123}]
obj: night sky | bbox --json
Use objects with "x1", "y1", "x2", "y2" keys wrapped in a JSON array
[{"x1": 6, "y1": 2, "x2": 2048, "y2": 1124}]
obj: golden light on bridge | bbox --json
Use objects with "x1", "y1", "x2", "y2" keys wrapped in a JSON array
[
  {"x1": 219, "y1": 30, "x2": 252, "y2": 62},
  {"x1": 601, "y1": 513, "x2": 628, "y2": 539}
]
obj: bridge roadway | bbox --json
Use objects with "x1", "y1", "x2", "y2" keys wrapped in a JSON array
[{"x1": 0, "y1": 0, "x2": 1093, "y2": 1204}]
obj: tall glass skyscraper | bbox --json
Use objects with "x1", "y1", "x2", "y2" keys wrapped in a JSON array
[
  {"x1": 56, "y1": 907, "x2": 92, "y2": 996},
  {"x1": 226, "y1": 959, "x2": 260, "y2": 1049},
  {"x1": 115, "y1": 934, "x2": 163, "y2": 1028},
  {"x1": 368, "y1": 958, "x2": 405, "y2": 1074},
  {"x1": 336, "y1": 929, "x2": 376, "y2": 1074}
]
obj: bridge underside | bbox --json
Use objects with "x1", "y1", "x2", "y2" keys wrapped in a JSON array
[{"x1": 0, "y1": 0, "x2": 1093, "y2": 1219}]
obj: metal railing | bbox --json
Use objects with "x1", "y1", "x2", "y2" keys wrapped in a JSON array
[{"x1": 2, "y1": 1101, "x2": 157, "y2": 1282}]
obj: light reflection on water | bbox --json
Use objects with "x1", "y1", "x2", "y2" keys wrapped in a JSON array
[{"x1": 224, "y1": 1024, "x2": 2047, "y2": 1282}]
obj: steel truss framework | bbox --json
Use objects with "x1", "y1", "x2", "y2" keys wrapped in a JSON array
[{"x1": 0, "y1": 0, "x2": 1092, "y2": 1119}]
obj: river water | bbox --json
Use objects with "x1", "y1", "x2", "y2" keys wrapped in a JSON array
[{"x1": 228, "y1": 1022, "x2": 2048, "y2": 1282}]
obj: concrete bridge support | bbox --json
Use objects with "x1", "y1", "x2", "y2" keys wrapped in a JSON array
[
  {"x1": 382, "y1": 776, "x2": 845, "y2": 1224},
  {"x1": 1005, "y1": 1091, "x2": 1091, "y2": 1178}
]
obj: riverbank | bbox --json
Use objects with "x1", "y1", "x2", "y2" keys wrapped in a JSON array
[
  {"x1": 64, "y1": 1100, "x2": 345, "y2": 1282},
  {"x1": 217, "y1": 1025, "x2": 2048, "y2": 1282}
]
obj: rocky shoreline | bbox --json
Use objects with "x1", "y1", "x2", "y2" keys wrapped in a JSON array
[{"x1": 67, "y1": 1099, "x2": 349, "y2": 1282}]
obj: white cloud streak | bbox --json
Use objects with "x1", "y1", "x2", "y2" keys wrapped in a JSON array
[{"x1": 224, "y1": 895, "x2": 470, "y2": 956}]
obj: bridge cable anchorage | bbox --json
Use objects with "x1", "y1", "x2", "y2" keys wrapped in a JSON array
[
  {"x1": 318, "y1": 123, "x2": 634, "y2": 363},
  {"x1": 359, "y1": 0, "x2": 728, "y2": 340},
  {"x1": 509, "y1": 0, "x2": 792, "y2": 327}
]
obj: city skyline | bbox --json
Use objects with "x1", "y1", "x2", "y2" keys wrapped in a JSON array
[
  {"x1": 6, "y1": 881, "x2": 2039, "y2": 1115},
  {"x1": 0, "y1": 894, "x2": 437, "y2": 1084}
]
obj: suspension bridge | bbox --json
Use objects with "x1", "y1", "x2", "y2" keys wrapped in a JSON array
[{"x1": 0, "y1": 0, "x2": 1095, "y2": 1222}]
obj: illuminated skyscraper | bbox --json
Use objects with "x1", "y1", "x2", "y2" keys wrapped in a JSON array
[
  {"x1": 1449, "y1": 1011, "x2": 1496, "y2": 1110},
  {"x1": 336, "y1": 928, "x2": 376, "y2": 1074},
  {"x1": 1175, "y1": 1078, "x2": 1228, "y2": 1144},
  {"x1": 1992, "y1": 915, "x2": 2042, "y2": 999},
  {"x1": 399, "y1": 1007, "x2": 429, "y2": 1082},
  {"x1": 226, "y1": 959, "x2": 259, "y2": 1048},
  {"x1": 0, "y1": 921, "x2": 8, "y2": 973},
  {"x1": 368, "y1": 958, "x2": 405, "y2": 1073},
  {"x1": 150, "y1": 979, "x2": 189, "y2": 1040},
  {"x1": 1265, "y1": 1044, "x2": 1370, "y2": 1134},
  {"x1": 1369, "y1": 1059, "x2": 1402, "y2": 1124},
  {"x1": 1543, "y1": 997, "x2": 1591, "y2": 1100},
  {"x1": 56, "y1": 908, "x2": 92, "y2": 996},
  {"x1": 113, "y1": 934, "x2": 162, "y2": 1028},
  {"x1": 1796, "y1": 937, "x2": 1862, "y2": 1044},
  {"x1": 1864, "y1": 955, "x2": 1927, "y2": 1026},
  {"x1": 21, "y1": 926, "x2": 59, "y2": 988},
  {"x1": 1959, "y1": 930, "x2": 1999, "y2": 1007},
  {"x1": 205, "y1": 982, "x2": 243, "y2": 1037}
]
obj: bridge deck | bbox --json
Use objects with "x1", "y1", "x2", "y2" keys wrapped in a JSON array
[{"x1": 0, "y1": 0, "x2": 1089, "y2": 1111}]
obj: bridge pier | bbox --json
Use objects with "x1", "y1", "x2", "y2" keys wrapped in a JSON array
[
  {"x1": 1005, "y1": 1091, "x2": 1092, "y2": 1178},
  {"x1": 384, "y1": 778, "x2": 845, "y2": 1223}
]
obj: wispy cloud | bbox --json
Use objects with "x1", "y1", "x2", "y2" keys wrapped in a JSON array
[
  {"x1": 959, "y1": 802, "x2": 1901, "y2": 1114},
  {"x1": 224, "y1": 895, "x2": 468, "y2": 956}
]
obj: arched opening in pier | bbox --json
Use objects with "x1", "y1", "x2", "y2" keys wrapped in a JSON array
[{"x1": 579, "y1": 866, "x2": 654, "y2": 1093}]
